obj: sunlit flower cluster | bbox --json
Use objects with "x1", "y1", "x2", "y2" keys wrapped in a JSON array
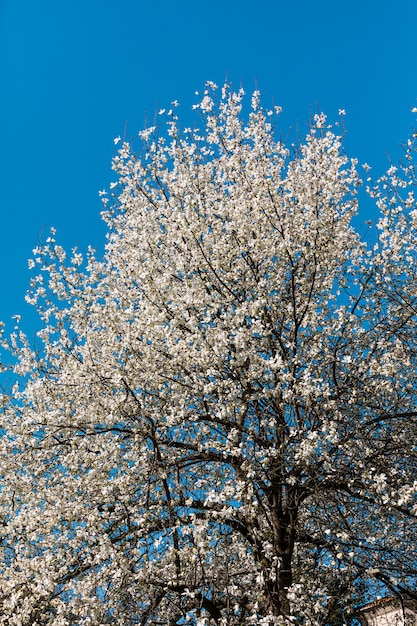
[{"x1": 1, "y1": 82, "x2": 417, "y2": 624}]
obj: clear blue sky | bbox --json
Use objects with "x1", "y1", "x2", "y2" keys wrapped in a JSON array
[{"x1": 0, "y1": 0, "x2": 416, "y2": 338}]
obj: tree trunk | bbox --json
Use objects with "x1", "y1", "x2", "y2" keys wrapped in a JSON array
[{"x1": 267, "y1": 487, "x2": 297, "y2": 618}]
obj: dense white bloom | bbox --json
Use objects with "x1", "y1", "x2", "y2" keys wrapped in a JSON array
[{"x1": 1, "y1": 82, "x2": 417, "y2": 625}]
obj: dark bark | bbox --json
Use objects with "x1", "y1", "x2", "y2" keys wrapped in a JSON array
[{"x1": 266, "y1": 485, "x2": 298, "y2": 617}]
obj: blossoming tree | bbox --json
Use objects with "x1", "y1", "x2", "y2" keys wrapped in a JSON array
[{"x1": 1, "y1": 83, "x2": 417, "y2": 625}]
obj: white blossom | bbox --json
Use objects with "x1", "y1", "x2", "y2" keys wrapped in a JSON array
[{"x1": 1, "y1": 83, "x2": 417, "y2": 624}]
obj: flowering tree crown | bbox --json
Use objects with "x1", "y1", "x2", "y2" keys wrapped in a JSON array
[{"x1": 1, "y1": 83, "x2": 417, "y2": 625}]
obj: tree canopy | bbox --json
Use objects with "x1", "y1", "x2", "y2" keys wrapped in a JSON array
[{"x1": 1, "y1": 83, "x2": 417, "y2": 625}]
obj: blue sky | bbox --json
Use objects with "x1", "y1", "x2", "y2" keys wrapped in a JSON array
[{"x1": 0, "y1": 0, "x2": 416, "y2": 340}]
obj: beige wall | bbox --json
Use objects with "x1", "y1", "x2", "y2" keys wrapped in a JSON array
[{"x1": 358, "y1": 600, "x2": 417, "y2": 626}]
